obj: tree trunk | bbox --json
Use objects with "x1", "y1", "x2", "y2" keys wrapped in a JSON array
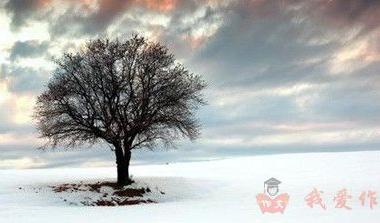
[{"x1": 115, "y1": 145, "x2": 132, "y2": 186}]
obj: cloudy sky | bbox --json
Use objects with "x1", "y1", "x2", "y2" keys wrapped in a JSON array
[{"x1": 1, "y1": 0, "x2": 380, "y2": 169}]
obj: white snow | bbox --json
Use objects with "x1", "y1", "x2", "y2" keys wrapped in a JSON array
[{"x1": 0, "y1": 151, "x2": 380, "y2": 222}]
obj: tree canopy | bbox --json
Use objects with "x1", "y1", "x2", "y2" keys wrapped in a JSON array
[{"x1": 34, "y1": 35, "x2": 206, "y2": 185}]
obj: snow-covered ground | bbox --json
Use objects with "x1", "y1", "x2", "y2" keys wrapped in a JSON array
[{"x1": 1, "y1": 151, "x2": 379, "y2": 222}]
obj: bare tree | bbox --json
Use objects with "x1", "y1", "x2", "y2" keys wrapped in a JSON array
[{"x1": 34, "y1": 35, "x2": 206, "y2": 185}]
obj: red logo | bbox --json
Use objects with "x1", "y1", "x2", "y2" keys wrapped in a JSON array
[{"x1": 256, "y1": 178, "x2": 290, "y2": 214}]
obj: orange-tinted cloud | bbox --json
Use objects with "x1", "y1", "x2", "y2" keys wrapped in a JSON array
[
  {"x1": 181, "y1": 34, "x2": 207, "y2": 49},
  {"x1": 135, "y1": 0, "x2": 178, "y2": 12},
  {"x1": 36, "y1": 0, "x2": 53, "y2": 8}
]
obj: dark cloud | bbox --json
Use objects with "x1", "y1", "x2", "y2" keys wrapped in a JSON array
[
  {"x1": 10, "y1": 40, "x2": 49, "y2": 61},
  {"x1": 186, "y1": 0, "x2": 380, "y2": 93},
  {"x1": 47, "y1": 0, "x2": 134, "y2": 38},
  {"x1": 4, "y1": 0, "x2": 52, "y2": 31},
  {"x1": 228, "y1": 0, "x2": 380, "y2": 32},
  {"x1": 292, "y1": 0, "x2": 380, "y2": 32},
  {"x1": 3, "y1": 0, "x2": 133, "y2": 36},
  {"x1": 191, "y1": 8, "x2": 334, "y2": 90}
]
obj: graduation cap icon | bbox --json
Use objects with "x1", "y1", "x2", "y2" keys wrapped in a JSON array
[{"x1": 264, "y1": 178, "x2": 281, "y2": 196}]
